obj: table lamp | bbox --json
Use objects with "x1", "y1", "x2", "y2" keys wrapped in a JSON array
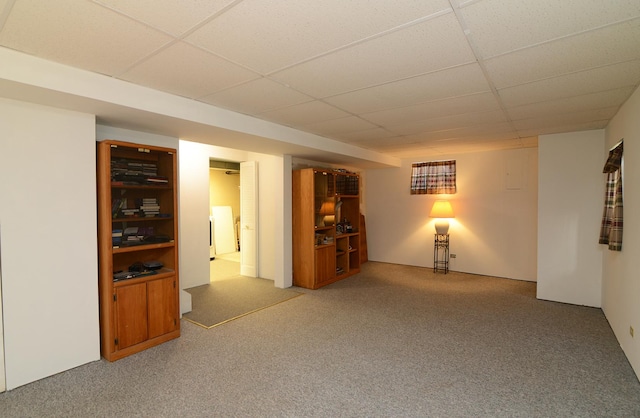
[
  {"x1": 430, "y1": 200, "x2": 454, "y2": 234},
  {"x1": 317, "y1": 199, "x2": 335, "y2": 226}
]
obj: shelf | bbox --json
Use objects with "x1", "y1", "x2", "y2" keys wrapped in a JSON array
[
  {"x1": 98, "y1": 139, "x2": 180, "y2": 361},
  {"x1": 112, "y1": 241, "x2": 175, "y2": 253},
  {"x1": 293, "y1": 168, "x2": 360, "y2": 289},
  {"x1": 112, "y1": 184, "x2": 172, "y2": 190},
  {"x1": 113, "y1": 268, "x2": 175, "y2": 287},
  {"x1": 336, "y1": 232, "x2": 358, "y2": 237},
  {"x1": 112, "y1": 217, "x2": 173, "y2": 223}
]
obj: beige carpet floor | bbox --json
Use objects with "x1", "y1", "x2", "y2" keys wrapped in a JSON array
[
  {"x1": 2, "y1": 262, "x2": 639, "y2": 417},
  {"x1": 183, "y1": 255, "x2": 302, "y2": 328}
]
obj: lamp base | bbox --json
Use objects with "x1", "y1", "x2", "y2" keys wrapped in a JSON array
[{"x1": 434, "y1": 220, "x2": 450, "y2": 235}]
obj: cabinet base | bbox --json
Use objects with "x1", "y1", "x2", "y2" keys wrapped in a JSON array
[{"x1": 102, "y1": 329, "x2": 180, "y2": 362}]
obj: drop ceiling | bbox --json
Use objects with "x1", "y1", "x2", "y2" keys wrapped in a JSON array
[{"x1": 1, "y1": 0, "x2": 639, "y2": 159}]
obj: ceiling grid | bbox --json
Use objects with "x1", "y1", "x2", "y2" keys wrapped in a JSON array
[{"x1": 1, "y1": 0, "x2": 639, "y2": 159}]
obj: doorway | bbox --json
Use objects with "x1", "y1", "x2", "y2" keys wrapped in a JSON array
[{"x1": 209, "y1": 160, "x2": 241, "y2": 280}]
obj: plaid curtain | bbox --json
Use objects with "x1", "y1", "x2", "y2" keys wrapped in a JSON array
[
  {"x1": 599, "y1": 142, "x2": 623, "y2": 251},
  {"x1": 411, "y1": 160, "x2": 456, "y2": 194}
]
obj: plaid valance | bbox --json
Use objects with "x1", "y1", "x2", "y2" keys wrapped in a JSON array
[
  {"x1": 603, "y1": 141, "x2": 623, "y2": 173},
  {"x1": 410, "y1": 160, "x2": 456, "y2": 195},
  {"x1": 599, "y1": 141, "x2": 623, "y2": 251}
]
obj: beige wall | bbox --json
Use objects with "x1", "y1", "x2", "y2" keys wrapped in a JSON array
[
  {"x1": 603, "y1": 85, "x2": 640, "y2": 378},
  {"x1": 364, "y1": 147, "x2": 538, "y2": 281},
  {"x1": 0, "y1": 98, "x2": 99, "y2": 389},
  {"x1": 209, "y1": 168, "x2": 240, "y2": 223},
  {"x1": 537, "y1": 130, "x2": 605, "y2": 307}
]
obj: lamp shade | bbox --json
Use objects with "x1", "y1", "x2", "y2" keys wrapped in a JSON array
[
  {"x1": 318, "y1": 200, "x2": 334, "y2": 215},
  {"x1": 429, "y1": 201, "x2": 454, "y2": 218}
]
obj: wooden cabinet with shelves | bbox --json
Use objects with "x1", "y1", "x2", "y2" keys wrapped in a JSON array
[
  {"x1": 97, "y1": 140, "x2": 180, "y2": 361},
  {"x1": 292, "y1": 168, "x2": 360, "y2": 289}
]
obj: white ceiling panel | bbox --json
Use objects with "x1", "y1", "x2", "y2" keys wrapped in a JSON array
[
  {"x1": 185, "y1": 0, "x2": 452, "y2": 74},
  {"x1": 362, "y1": 92, "x2": 501, "y2": 126},
  {"x1": 401, "y1": 122, "x2": 517, "y2": 143},
  {"x1": 385, "y1": 109, "x2": 508, "y2": 136},
  {"x1": 507, "y1": 87, "x2": 635, "y2": 121},
  {"x1": 121, "y1": 42, "x2": 260, "y2": 98},
  {"x1": 200, "y1": 78, "x2": 313, "y2": 114},
  {"x1": 92, "y1": 0, "x2": 236, "y2": 37},
  {"x1": 512, "y1": 107, "x2": 618, "y2": 131},
  {"x1": 498, "y1": 60, "x2": 640, "y2": 107},
  {"x1": 269, "y1": 13, "x2": 476, "y2": 98},
  {"x1": 348, "y1": 136, "x2": 417, "y2": 150},
  {"x1": 518, "y1": 120, "x2": 609, "y2": 138},
  {"x1": 333, "y1": 128, "x2": 398, "y2": 142},
  {"x1": 484, "y1": 19, "x2": 640, "y2": 88},
  {"x1": 258, "y1": 100, "x2": 350, "y2": 126},
  {"x1": 0, "y1": 0, "x2": 173, "y2": 76},
  {"x1": 460, "y1": 0, "x2": 640, "y2": 59},
  {"x1": 2, "y1": 1, "x2": 640, "y2": 160},
  {"x1": 324, "y1": 63, "x2": 491, "y2": 114},
  {"x1": 302, "y1": 116, "x2": 378, "y2": 136},
  {"x1": 423, "y1": 138, "x2": 529, "y2": 157}
]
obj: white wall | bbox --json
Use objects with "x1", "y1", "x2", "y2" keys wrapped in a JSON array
[
  {"x1": 249, "y1": 152, "x2": 292, "y2": 288},
  {"x1": 180, "y1": 140, "x2": 219, "y2": 289},
  {"x1": 178, "y1": 141, "x2": 289, "y2": 288},
  {"x1": 537, "y1": 131, "x2": 605, "y2": 307},
  {"x1": 0, "y1": 98, "x2": 99, "y2": 390},
  {"x1": 603, "y1": 86, "x2": 640, "y2": 377},
  {"x1": 365, "y1": 147, "x2": 538, "y2": 281},
  {"x1": 96, "y1": 125, "x2": 178, "y2": 149}
]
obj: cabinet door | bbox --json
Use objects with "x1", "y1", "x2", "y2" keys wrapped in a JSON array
[
  {"x1": 148, "y1": 276, "x2": 178, "y2": 339},
  {"x1": 115, "y1": 283, "x2": 148, "y2": 350},
  {"x1": 315, "y1": 246, "x2": 336, "y2": 286}
]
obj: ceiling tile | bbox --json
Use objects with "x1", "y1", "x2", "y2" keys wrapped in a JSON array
[
  {"x1": 333, "y1": 128, "x2": 398, "y2": 142},
  {"x1": 93, "y1": 0, "x2": 236, "y2": 36},
  {"x1": 498, "y1": 60, "x2": 640, "y2": 107},
  {"x1": 401, "y1": 122, "x2": 517, "y2": 143},
  {"x1": 518, "y1": 120, "x2": 609, "y2": 137},
  {"x1": 0, "y1": 0, "x2": 173, "y2": 75},
  {"x1": 424, "y1": 138, "x2": 529, "y2": 157},
  {"x1": 269, "y1": 13, "x2": 475, "y2": 98},
  {"x1": 2, "y1": 0, "x2": 639, "y2": 159},
  {"x1": 513, "y1": 107, "x2": 618, "y2": 131},
  {"x1": 385, "y1": 109, "x2": 508, "y2": 135},
  {"x1": 185, "y1": 0, "x2": 451, "y2": 73},
  {"x1": 361, "y1": 92, "x2": 501, "y2": 126},
  {"x1": 484, "y1": 19, "x2": 640, "y2": 88},
  {"x1": 258, "y1": 101, "x2": 350, "y2": 126},
  {"x1": 460, "y1": 0, "x2": 640, "y2": 58},
  {"x1": 507, "y1": 87, "x2": 634, "y2": 120},
  {"x1": 121, "y1": 42, "x2": 260, "y2": 98},
  {"x1": 200, "y1": 78, "x2": 312, "y2": 114},
  {"x1": 324, "y1": 63, "x2": 491, "y2": 114},
  {"x1": 349, "y1": 135, "x2": 423, "y2": 150},
  {"x1": 302, "y1": 116, "x2": 378, "y2": 136}
]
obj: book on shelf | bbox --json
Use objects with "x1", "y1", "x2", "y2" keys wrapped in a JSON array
[
  {"x1": 112, "y1": 229, "x2": 123, "y2": 246},
  {"x1": 111, "y1": 198, "x2": 126, "y2": 218}
]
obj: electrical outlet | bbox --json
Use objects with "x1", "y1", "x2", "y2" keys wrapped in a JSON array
[
  {"x1": 631, "y1": 326, "x2": 635, "y2": 338},
  {"x1": 450, "y1": 254, "x2": 456, "y2": 258}
]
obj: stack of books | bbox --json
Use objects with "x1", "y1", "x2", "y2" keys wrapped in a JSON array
[
  {"x1": 145, "y1": 176, "x2": 168, "y2": 185},
  {"x1": 110, "y1": 158, "x2": 168, "y2": 185},
  {"x1": 120, "y1": 207, "x2": 140, "y2": 217},
  {"x1": 112, "y1": 229, "x2": 123, "y2": 247},
  {"x1": 122, "y1": 227, "x2": 143, "y2": 245},
  {"x1": 139, "y1": 198, "x2": 160, "y2": 217}
]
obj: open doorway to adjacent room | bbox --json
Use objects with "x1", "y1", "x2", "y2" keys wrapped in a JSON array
[{"x1": 209, "y1": 160, "x2": 241, "y2": 281}]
